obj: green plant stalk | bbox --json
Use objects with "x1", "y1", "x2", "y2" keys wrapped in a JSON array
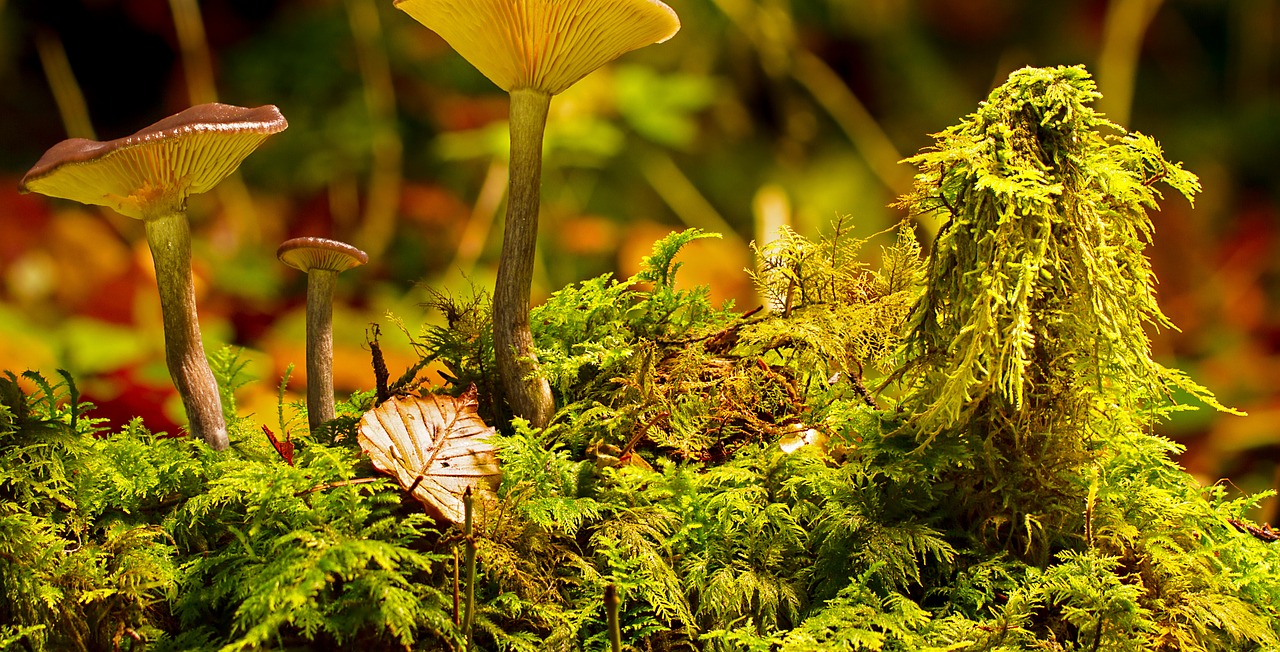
[
  {"x1": 452, "y1": 547, "x2": 461, "y2": 627},
  {"x1": 305, "y1": 268, "x2": 338, "y2": 433},
  {"x1": 493, "y1": 88, "x2": 556, "y2": 428},
  {"x1": 34, "y1": 29, "x2": 95, "y2": 140},
  {"x1": 605, "y1": 583, "x2": 621, "y2": 652},
  {"x1": 462, "y1": 486, "x2": 476, "y2": 649},
  {"x1": 345, "y1": 0, "x2": 403, "y2": 260},
  {"x1": 144, "y1": 211, "x2": 228, "y2": 450}
]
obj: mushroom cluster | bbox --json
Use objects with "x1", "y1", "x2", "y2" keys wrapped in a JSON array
[
  {"x1": 394, "y1": 0, "x2": 681, "y2": 427},
  {"x1": 19, "y1": 0, "x2": 682, "y2": 446},
  {"x1": 20, "y1": 103, "x2": 288, "y2": 451}
]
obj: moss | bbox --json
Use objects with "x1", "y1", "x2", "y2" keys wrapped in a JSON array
[{"x1": 2, "y1": 66, "x2": 1278, "y2": 652}]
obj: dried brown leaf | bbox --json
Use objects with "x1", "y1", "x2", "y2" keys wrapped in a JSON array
[{"x1": 357, "y1": 386, "x2": 501, "y2": 525}]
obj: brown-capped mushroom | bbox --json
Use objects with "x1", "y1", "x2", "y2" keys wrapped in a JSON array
[
  {"x1": 20, "y1": 103, "x2": 287, "y2": 451},
  {"x1": 277, "y1": 237, "x2": 369, "y2": 434},
  {"x1": 394, "y1": 0, "x2": 680, "y2": 427}
]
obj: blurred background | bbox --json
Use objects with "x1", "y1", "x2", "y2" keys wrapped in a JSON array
[{"x1": 0, "y1": 0, "x2": 1277, "y2": 517}]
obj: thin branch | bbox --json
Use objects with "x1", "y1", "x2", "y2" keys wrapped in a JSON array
[{"x1": 294, "y1": 477, "x2": 384, "y2": 497}]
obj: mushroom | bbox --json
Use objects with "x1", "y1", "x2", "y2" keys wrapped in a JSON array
[
  {"x1": 277, "y1": 237, "x2": 369, "y2": 434},
  {"x1": 19, "y1": 103, "x2": 287, "y2": 451},
  {"x1": 394, "y1": 0, "x2": 680, "y2": 427}
]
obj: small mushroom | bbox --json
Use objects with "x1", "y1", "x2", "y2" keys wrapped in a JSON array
[
  {"x1": 277, "y1": 237, "x2": 369, "y2": 434},
  {"x1": 395, "y1": 0, "x2": 680, "y2": 427},
  {"x1": 19, "y1": 103, "x2": 287, "y2": 451}
]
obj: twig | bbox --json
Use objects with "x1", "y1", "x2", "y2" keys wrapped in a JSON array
[
  {"x1": 847, "y1": 359, "x2": 879, "y2": 409},
  {"x1": 368, "y1": 324, "x2": 390, "y2": 404},
  {"x1": 620, "y1": 411, "x2": 670, "y2": 459},
  {"x1": 656, "y1": 306, "x2": 765, "y2": 349},
  {"x1": 293, "y1": 477, "x2": 383, "y2": 497},
  {"x1": 1228, "y1": 517, "x2": 1280, "y2": 543}
]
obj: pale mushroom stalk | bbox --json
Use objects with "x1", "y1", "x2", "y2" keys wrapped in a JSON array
[
  {"x1": 493, "y1": 88, "x2": 555, "y2": 428},
  {"x1": 277, "y1": 237, "x2": 368, "y2": 434},
  {"x1": 145, "y1": 211, "x2": 228, "y2": 449},
  {"x1": 393, "y1": 0, "x2": 680, "y2": 429},
  {"x1": 304, "y1": 267, "x2": 339, "y2": 431}
]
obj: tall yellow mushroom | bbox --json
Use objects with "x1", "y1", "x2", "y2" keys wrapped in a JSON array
[
  {"x1": 395, "y1": 0, "x2": 680, "y2": 427},
  {"x1": 20, "y1": 103, "x2": 287, "y2": 450}
]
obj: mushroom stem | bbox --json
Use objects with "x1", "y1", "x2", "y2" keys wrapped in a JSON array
[
  {"x1": 493, "y1": 87, "x2": 555, "y2": 428},
  {"x1": 304, "y1": 268, "x2": 339, "y2": 433},
  {"x1": 605, "y1": 583, "x2": 622, "y2": 652},
  {"x1": 143, "y1": 212, "x2": 229, "y2": 450},
  {"x1": 276, "y1": 236, "x2": 366, "y2": 434}
]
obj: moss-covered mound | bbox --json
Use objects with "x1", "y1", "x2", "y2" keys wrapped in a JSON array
[{"x1": 3, "y1": 65, "x2": 1278, "y2": 652}]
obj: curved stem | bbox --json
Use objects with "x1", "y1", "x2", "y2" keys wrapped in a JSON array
[
  {"x1": 305, "y1": 269, "x2": 338, "y2": 433},
  {"x1": 493, "y1": 88, "x2": 555, "y2": 427},
  {"x1": 144, "y1": 212, "x2": 229, "y2": 450}
]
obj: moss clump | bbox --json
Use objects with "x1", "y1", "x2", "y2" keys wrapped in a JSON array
[
  {"x1": 893, "y1": 64, "x2": 1239, "y2": 561},
  {"x1": 2, "y1": 66, "x2": 1278, "y2": 652}
]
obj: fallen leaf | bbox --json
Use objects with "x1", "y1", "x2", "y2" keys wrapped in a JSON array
[{"x1": 357, "y1": 386, "x2": 501, "y2": 525}]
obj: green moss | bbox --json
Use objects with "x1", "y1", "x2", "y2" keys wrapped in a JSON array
[{"x1": 2, "y1": 66, "x2": 1278, "y2": 651}]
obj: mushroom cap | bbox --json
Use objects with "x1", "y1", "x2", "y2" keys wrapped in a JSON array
[
  {"x1": 19, "y1": 103, "x2": 287, "y2": 220},
  {"x1": 277, "y1": 237, "x2": 370, "y2": 274},
  {"x1": 394, "y1": 0, "x2": 680, "y2": 95}
]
